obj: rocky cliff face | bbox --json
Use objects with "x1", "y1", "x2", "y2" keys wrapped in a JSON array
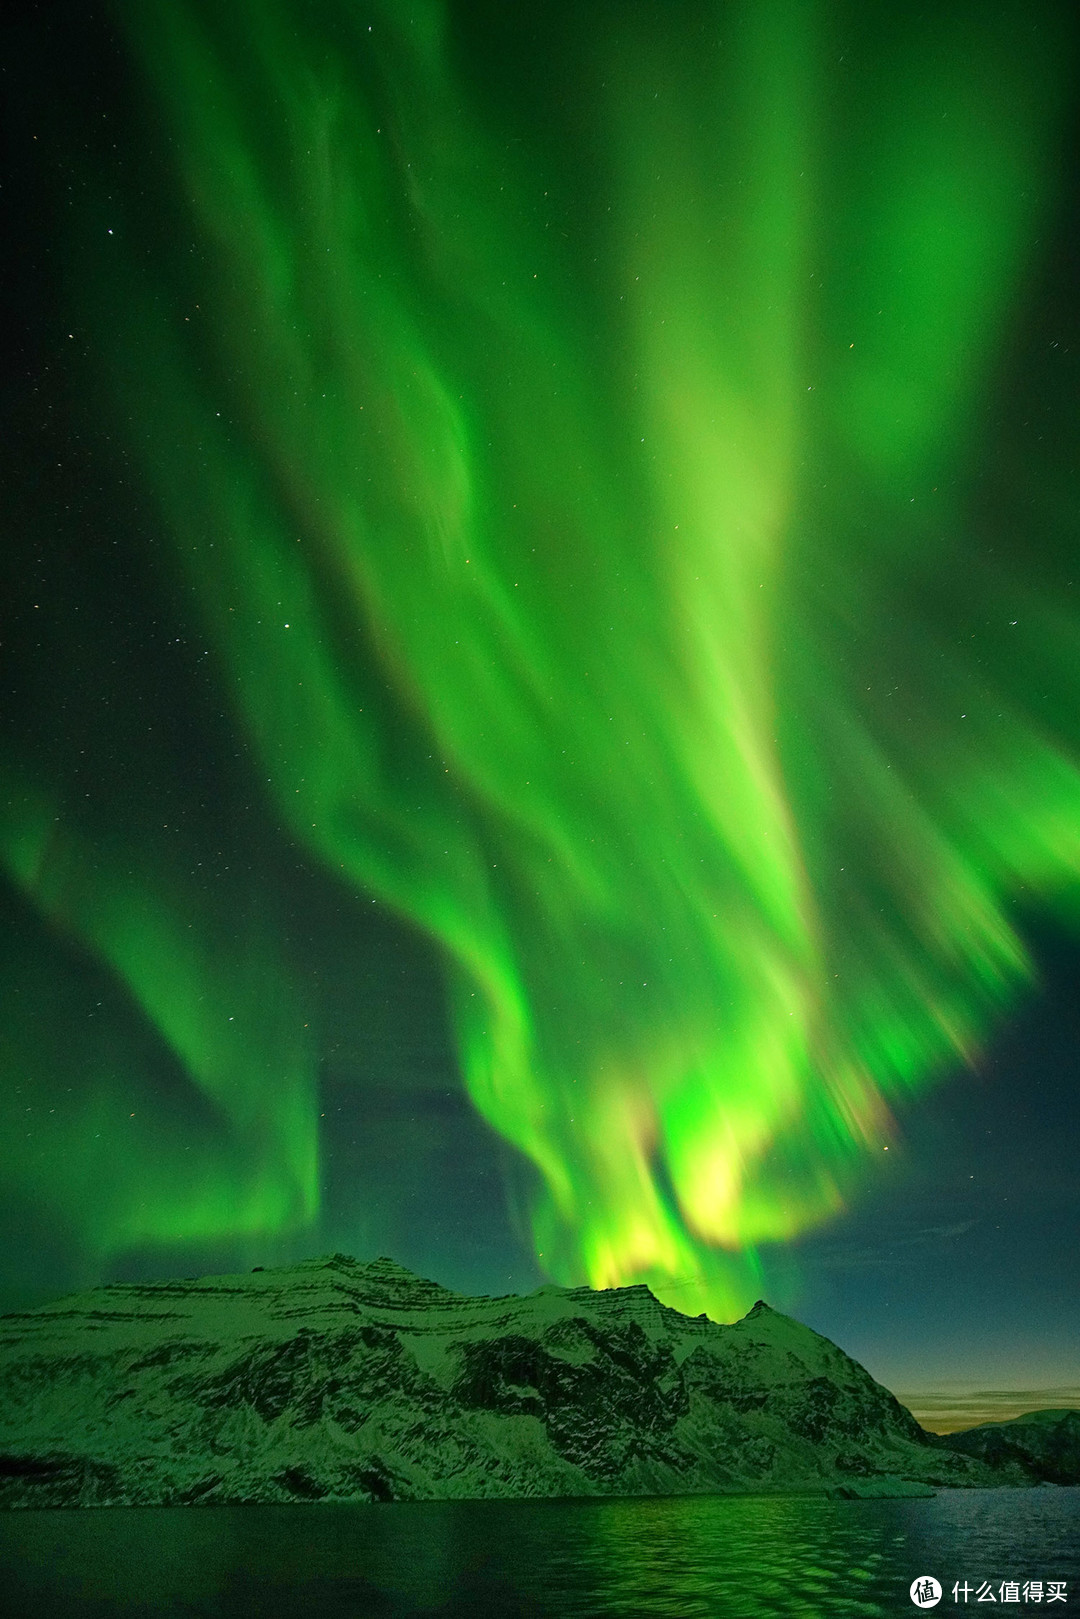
[{"x1": 0, "y1": 1255, "x2": 1015, "y2": 1507}]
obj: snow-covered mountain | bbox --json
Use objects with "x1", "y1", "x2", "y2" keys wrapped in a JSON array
[{"x1": 0, "y1": 1255, "x2": 1016, "y2": 1506}]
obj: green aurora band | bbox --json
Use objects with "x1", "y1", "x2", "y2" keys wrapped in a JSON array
[{"x1": 5, "y1": 0, "x2": 1080, "y2": 1315}]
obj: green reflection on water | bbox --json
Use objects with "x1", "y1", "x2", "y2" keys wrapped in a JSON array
[
  {"x1": 0, "y1": 1494, "x2": 895, "y2": 1617},
  {"x1": 2, "y1": 1489, "x2": 1078, "y2": 1616},
  {"x1": 567, "y1": 1496, "x2": 887, "y2": 1617}
]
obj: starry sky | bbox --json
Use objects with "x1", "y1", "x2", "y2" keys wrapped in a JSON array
[{"x1": 2, "y1": 0, "x2": 1079, "y2": 1408}]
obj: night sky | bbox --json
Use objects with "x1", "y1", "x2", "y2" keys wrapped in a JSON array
[{"x1": 2, "y1": 0, "x2": 1079, "y2": 1416}]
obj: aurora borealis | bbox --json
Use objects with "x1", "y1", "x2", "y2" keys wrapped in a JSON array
[{"x1": 3, "y1": 0, "x2": 1080, "y2": 1359}]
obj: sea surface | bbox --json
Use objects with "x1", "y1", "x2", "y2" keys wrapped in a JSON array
[{"x1": 0, "y1": 1488, "x2": 1077, "y2": 1618}]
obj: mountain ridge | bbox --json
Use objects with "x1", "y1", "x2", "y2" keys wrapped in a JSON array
[{"x1": 0, "y1": 1255, "x2": 1041, "y2": 1507}]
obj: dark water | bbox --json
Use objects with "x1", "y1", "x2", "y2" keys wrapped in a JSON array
[{"x1": 0, "y1": 1489, "x2": 1076, "y2": 1618}]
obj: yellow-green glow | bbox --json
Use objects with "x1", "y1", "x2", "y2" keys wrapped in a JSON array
[{"x1": 6, "y1": 0, "x2": 1079, "y2": 1316}]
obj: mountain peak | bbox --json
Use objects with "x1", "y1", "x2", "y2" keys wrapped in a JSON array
[
  {"x1": 744, "y1": 1299, "x2": 774, "y2": 1318},
  {"x1": 299, "y1": 1254, "x2": 421, "y2": 1281}
]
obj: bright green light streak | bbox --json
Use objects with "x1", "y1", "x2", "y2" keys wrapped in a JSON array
[
  {"x1": 8, "y1": 0, "x2": 1077, "y2": 1315},
  {"x1": 0, "y1": 779, "x2": 317, "y2": 1254}
]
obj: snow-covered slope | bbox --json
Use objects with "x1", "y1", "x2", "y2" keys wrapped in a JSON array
[{"x1": 0, "y1": 1255, "x2": 1011, "y2": 1506}]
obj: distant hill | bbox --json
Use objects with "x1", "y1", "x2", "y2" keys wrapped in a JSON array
[
  {"x1": 935, "y1": 1408, "x2": 1080, "y2": 1485},
  {"x1": 0, "y1": 1255, "x2": 1026, "y2": 1507}
]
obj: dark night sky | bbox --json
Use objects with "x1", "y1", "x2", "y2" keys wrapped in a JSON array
[{"x1": 1, "y1": 0, "x2": 1078, "y2": 1417}]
